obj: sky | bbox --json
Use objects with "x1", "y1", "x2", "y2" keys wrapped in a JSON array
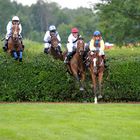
[{"x1": 12, "y1": 0, "x2": 100, "y2": 9}]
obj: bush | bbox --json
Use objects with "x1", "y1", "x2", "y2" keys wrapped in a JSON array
[
  {"x1": 103, "y1": 48, "x2": 140, "y2": 102},
  {"x1": 0, "y1": 41, "x2": 140, "y2": 102}
]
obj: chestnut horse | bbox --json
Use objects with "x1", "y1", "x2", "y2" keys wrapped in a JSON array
[
  {"x1": 7, "y1": 23, "x2": 23, "y2": 62},
  {"x1": 67, "y1": 38, "x2": 85, "y2": 90},
  {"x1": 88, "y1": 50, "x2": 105, "y2": 103},
  {"x1": 49, "y1": 33, "x2": 63, "y2": 61}
]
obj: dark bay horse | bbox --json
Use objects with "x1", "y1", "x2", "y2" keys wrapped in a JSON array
[
  {"x1": 67, "y1": 38, "x2": 85, "y2": 90},
  {"x1": 88, "y1": 50, "x2": 105, "y2": 103},
  {"x1": 49, "y1": 33, "x2": 63, "y2": 61},
  {"x1": 7, "y1": 23, "x2": 23, "y2": 62}
]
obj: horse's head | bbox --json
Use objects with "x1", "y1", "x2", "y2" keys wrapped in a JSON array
[
  {"x1": 12, "y1": 23, "x2": 20, "y2": 41},
  {"x1": 51, "y1": 35, "x2": 59, "y2": 50},
  {"x1": 76, "y1": 38, "x2": 85, "y2": 56},
  {"x1": 89, "y1": 50, "x2": 104, "y2": 73}
]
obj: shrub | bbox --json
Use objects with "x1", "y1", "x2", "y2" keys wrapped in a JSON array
[{"x1": 0, "y1": 41, "x2": 140, "y2": 102}]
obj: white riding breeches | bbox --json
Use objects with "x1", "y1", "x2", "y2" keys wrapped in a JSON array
[
  {"x1": 91, "y1": 47, "x2": 105, "y2": 56},
  {"x1": 67, "y1": 43, "x2": 77, "y2": 53},
  {"x1": 44, "y1": 43, "x2": 51, "y2": 49},
  {"x1": 5, "y1": 33, "x2": 22, "y2": 40},
  {"x1": 44, "y1": 43, "x2": 61, "y2": 49}
]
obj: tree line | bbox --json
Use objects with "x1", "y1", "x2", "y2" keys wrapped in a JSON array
[{"x1": 0, "y1": 0, "x2": 139, "y2": 45}]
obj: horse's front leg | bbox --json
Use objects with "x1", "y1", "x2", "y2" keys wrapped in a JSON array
[
  {"x1": 98, "y1": 72, "x2": 104, "y2": 98},
  {"x1": 71, "y1": 64, "x2": 84, "y2": 91},
  {"x1": 80, "y1": 67, "x2": 86, "y2": 91},
  {"x1": 90, "y1": 70, "x2": 97, "y2": 104},
  {"x1": 74, "y1": 73, "x2": 84, "y2": 91}
]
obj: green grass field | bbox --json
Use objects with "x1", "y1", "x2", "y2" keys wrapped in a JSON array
[{"x1": 0, "y1": 103, "x2": 140, "y2": 140}]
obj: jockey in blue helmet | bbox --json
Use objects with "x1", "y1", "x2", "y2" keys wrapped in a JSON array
[
  {"x1": 88, "y1": 30, "x2": 107, "y2": 68},
  {"x1": 89, "y1": 30, "x2": 105, "y2": 55}
]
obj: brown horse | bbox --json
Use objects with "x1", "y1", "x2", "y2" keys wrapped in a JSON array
[
  {"x1": 49, "y1": 33, "x2": 63, "y2": 61},
  {"x1": 88, "y1": 50, "x2": 105, "y2": 103},
  {"x1": 67, "y1": 38, "x2": 85, "y2": 90},
  {"x1": 7, "y1": 23, "x2": 23, "y2": 61}
]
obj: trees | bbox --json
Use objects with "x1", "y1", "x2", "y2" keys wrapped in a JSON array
[
  {"x1": 0, "y1": 0, "x2": 98, "y2": 43},
  {"x1": 0, "y1": 0, "x2": 139, "y2": 45},
  {"x1": 95, "y1": 0, "x2": 140, "y2": 45}
]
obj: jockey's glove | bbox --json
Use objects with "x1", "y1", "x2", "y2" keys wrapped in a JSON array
[
  {"x1": 90, "y1": 51, "x2": 94, "y2": 55},
  {"x1": 99, "y1": 50, "x2": 104, "y2": 56},
  {"x1": 48, "y1": 40, "x2": 51, "y2": 44}
]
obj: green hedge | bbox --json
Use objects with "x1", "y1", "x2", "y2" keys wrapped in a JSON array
[
  {"x1": 0, "y1": 41, "x2": 140, "y2": 102},
  {"x1": 0, "y1": 53, "x2": 84, "y2": 102},
  {"x1": 103, "y1": 56, "x2": 140, "y2": 102}
]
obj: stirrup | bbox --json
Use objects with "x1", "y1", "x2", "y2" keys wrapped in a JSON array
[
  {"x1": 86, "y1": 62, "x2": 90, "y2": 67},
  {"x1": 64, "y1": 58, "x2": 69, "y2": 64},
  {"x1": 3, "y1": 47, "x2": 7, "y2": 52},
  {"x1": 64, "y1": 60, "x2": 69, "y2": 64}
]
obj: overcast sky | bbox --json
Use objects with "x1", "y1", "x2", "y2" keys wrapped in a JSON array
[{"x1": 12, "y1": 0, "x2": 100, "y2": 9}]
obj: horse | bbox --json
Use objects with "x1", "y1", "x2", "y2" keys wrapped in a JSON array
[
  {"x1": 87, "y1": 50, "x2": 105, "y2": 103},
  {"x1": 49, "y1": 33, "x2": 63, "y2": 61},
  {"x1": 67, "y1": 38, "x2": 85, "y2": 91},
  {"x1": 7, "y1": 23, "x2": 23, "y2": 62}
]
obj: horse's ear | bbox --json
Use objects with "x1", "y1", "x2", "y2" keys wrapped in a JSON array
[{"x1": 79, "y1": 35, "x2": 84, "y2": 40}]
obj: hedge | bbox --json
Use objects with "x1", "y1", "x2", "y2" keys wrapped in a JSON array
[
  {"x1": 103, "y1": 56, "x2": 140, "y2": 102},
  {"x1": 0, "y1": 41, "x2": 140, "y2": 102}
]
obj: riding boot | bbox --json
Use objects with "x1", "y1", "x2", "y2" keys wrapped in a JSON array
[
  {"x1": 102, "y1": 55, "x2": 108, "y2": 68},
  {"x1": 3, "y1": 39, "x2": 8, "y2": 52},
  {"x1": 20, "y1": 40, "x2": 25, "y2": 49},
  {"x1": 64, "y1": 52, "x2": 74, "y2": 64},
  {"x1": 85, "y1": 57, "x2": 90, "y2": 68},
  {"x1": 104, "y1": 59, "x2": 108, "y2": 69},
  {"x1": 44, "y1": 48, "x2": 49, "y2": 54},
  {"x1": 57, "y1": 45, "x2": 62, "y2": 54}
]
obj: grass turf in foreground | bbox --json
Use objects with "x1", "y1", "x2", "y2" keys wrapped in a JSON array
[{"x1": 0, "y1": 103, "x2": 140, "y2": 140}]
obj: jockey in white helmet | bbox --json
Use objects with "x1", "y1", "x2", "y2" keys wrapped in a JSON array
[
  {"x1": 43, "y1": 25, "x2": 62, "y2": 54},
  {"x1": 3, "y1": 16, "x2": 23, "y2": 51}
]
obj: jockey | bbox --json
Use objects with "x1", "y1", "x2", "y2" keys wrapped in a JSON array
[
  {"x1": 88, "y1": 30, "x2": 107, "y2": 67},
  {"x1": 89, "y1": 30, "x2": 105, "y2": 55},
  {"x1": 43, "y1": 25, "x2": 62, "y2": 54},
  {"x1": 3, "y1": 16, "x2": 22, "y2": 51},
  {"x1": 64, "y1": 27, "x2": 81, "y2": 64}
]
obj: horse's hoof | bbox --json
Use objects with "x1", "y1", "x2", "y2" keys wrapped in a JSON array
[
  {"x1": 94, "y1": 97, "x2": 98, "y2": 104},
  {"x1": 80, "y1": 87, "x2": 84, "y2": 91},
  {"x1": 19, "y1": 58, "x2": 22, "y2": 62},
  {"x1": 83, "y1": 100, "x2": 87, "y2": 103},
  {"x1": 98, "y1": 95, "x2": 102, "y2": 99}
]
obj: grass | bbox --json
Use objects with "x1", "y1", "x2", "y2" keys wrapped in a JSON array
[
  {"x1": 105, "y1": 46, "x2": 140, "y2": 60},
  {"x1": 0, "y1": 103, "x2": 140, "y2": 140},
  {"x1": 1, "y1": 39, "x2": 140, "y2": 60}
]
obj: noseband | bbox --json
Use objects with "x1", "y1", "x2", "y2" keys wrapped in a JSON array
[
  {"x1": 12, "y1": 24, "x2": 19, "y2": 41},
  {"x1": 77, "y1": 39, "x2": 84, "y2": 55}
]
